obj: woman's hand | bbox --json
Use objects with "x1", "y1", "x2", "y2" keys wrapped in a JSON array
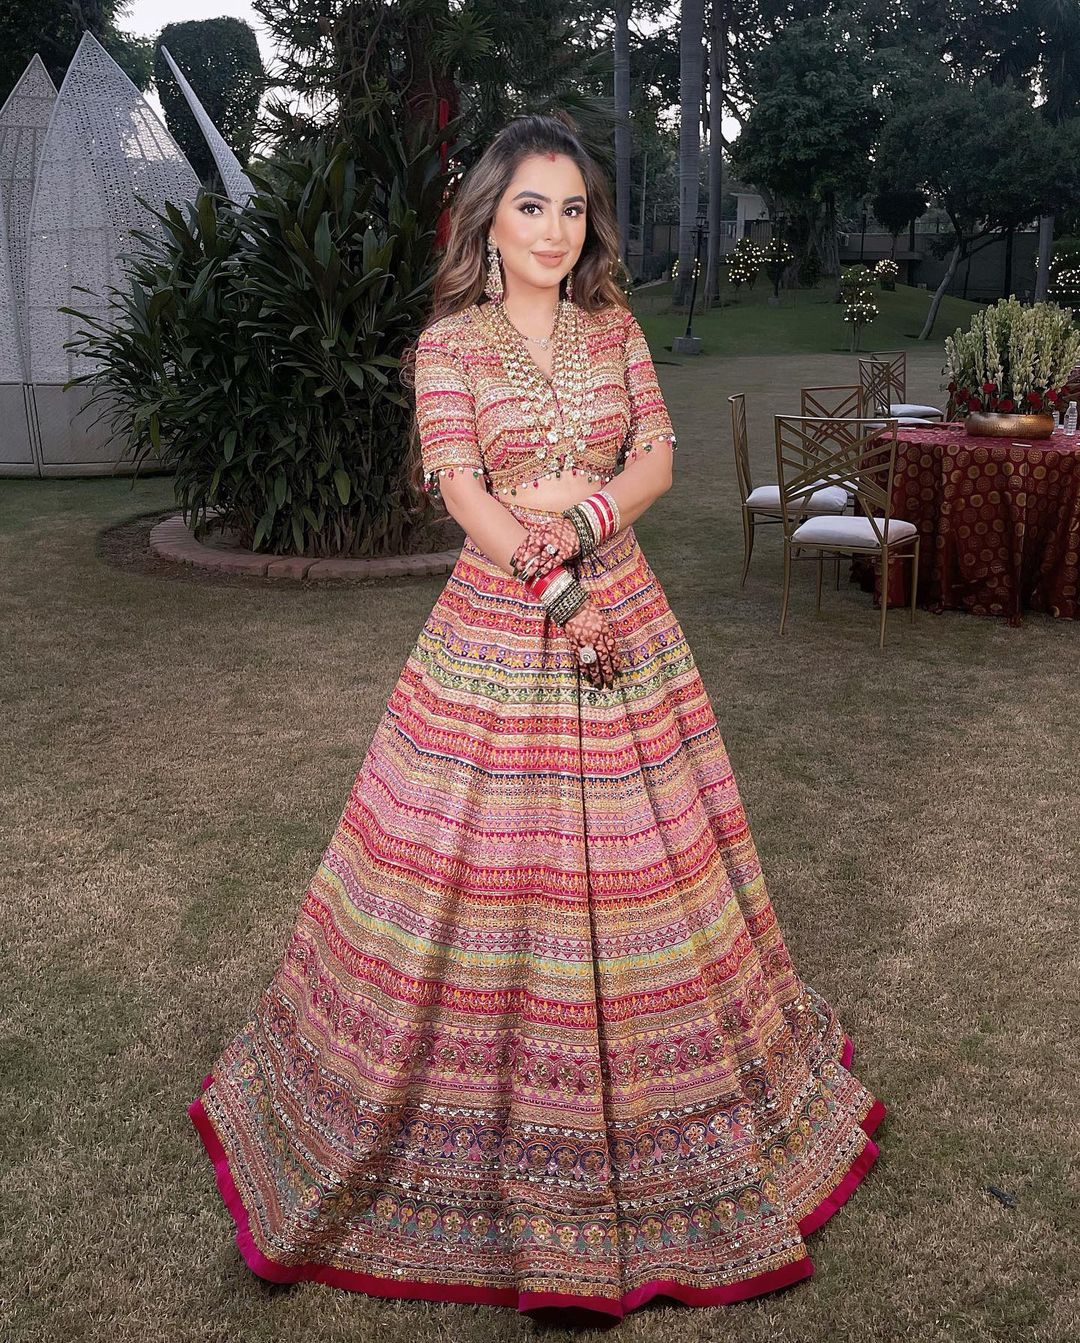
[
  {"x1": 561, "y1": 595, "x2": 621, "y2": 689},
  {"x1": 510, "y1": 517, "x2": 579, "y2": 582}
]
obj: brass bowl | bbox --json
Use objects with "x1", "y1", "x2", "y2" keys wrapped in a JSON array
[{"x1": 965, "y1": 411, "x2": 1056, "y2": 439}]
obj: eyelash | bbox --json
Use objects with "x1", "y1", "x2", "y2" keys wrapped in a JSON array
[{"x1": 519, "y1": 203, "x2": 585, "y2": 217}]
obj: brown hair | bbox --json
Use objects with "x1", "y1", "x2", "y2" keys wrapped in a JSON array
[{"x1": 401, "y1": 111, "x2": 630, "y2": 506}]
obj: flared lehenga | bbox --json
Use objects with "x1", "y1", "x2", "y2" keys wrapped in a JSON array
[{"x1": 189, "y1": 502, "x2": 885, "y2": 1318}]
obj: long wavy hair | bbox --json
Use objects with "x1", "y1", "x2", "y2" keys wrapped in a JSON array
[{"x1": 401, "y1": 111, "x2": 630, "y2": 508}]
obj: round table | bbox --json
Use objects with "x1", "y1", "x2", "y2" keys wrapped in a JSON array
[{"x1": 860, "y1": 423, "x2": 1080, "y2": 623}]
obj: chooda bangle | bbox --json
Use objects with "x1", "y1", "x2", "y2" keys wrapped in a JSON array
[{"x1": 566, "y1": 490, "x2": 621, "y2": 553}]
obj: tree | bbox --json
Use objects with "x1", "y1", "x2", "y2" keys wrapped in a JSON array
[
  {"x1": 154, "y1": 19, "x2": 264, "y2": 184},
  {"x1": 674, "y1": 0, "x2": 706, "y2": 308},
  {"x1": 0, "y1": 0, "x2": 152, "y2": 101},
  {"x1": 252, "y1": 0, "x2": 614, "y2": 162},
  {"x1": 871, "y1": 187, "x2": 927, "y2": 255},
  {"x1": 730, "y1": 17, "x2": 879, "y2": 283},
  {"x1": 704, "y1": 0, "x2": 732, "y2": 307},
  {"x1": 878, "y1": 78, "x2": 1080, "y2": 339},
  {"x1": 614, "y1": 1, "x2": 632, "y2": 267}
]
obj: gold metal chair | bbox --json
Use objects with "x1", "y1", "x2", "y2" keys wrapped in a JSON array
[
  {"x1": 859, "y1": 355, "x2": 942, "y2": 422},
  {"x1": 729, "y1": 393, "x2": 848, "y2": 586},
  {"x1": 774, "y1": 415, "x2": 921, "y2": 649}
]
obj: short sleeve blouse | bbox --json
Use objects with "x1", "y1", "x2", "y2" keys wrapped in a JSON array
[{"x1": 413, "y1": 302, "x2": 676, "y2": 500}]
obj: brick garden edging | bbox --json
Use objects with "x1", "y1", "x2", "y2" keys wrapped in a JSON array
[{"x1": 148, "y1": 513, "x2": 461, "y2": 579}]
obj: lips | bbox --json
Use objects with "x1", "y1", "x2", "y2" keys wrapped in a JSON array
[{"x1": 533, "y1": 252, "x2": 568, "y2": 267}]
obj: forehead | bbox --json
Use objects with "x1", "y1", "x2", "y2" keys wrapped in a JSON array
[{"x1": 503, "y1": 152, "x2": 587, "y2": 201}]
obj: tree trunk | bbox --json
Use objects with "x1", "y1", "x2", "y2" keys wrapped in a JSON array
[
  {"x1": 704, "y1": 0, "x2": 728, "y2": 308},
  {"x1": 613, "y1": 1, "x2": 631, "y2": 277},
  {"x1": 1034, "y1": 214, "x2": 1054, "y2": 302},
  {"x1": 823, "y1": 192, "x2": 839, "y2": 282},
  {"x1": 674, "y1": 0, "x2": 705, "y2": 308},
  {"x1": 919, "y1": 241, "x2": 963, "y2": 341}
]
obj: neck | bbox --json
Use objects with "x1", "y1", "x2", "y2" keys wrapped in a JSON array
[{"x1": 500, "y1": 282, "x2": 561, "y2": 333}]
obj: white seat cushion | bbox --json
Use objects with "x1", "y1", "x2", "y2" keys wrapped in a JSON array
[
  {"x1": 890, "y1": 402, "x2": 942, "y2": 419},
  {"x1": 791, "y1": 515, "x2": 917, "y2": 549},
  {"x1": 746, "y1": 483, "x2": 848, "y2": 514},
  {"x1": 867, "y1": 416, "x2": 938, "y2": 428}
]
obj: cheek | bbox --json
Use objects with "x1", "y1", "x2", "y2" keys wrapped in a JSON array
[{"x1": 501, "y1": 211, "x2": 539, "y2": 247}]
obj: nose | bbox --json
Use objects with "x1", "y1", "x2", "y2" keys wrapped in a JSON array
[{"x1": 545, "y1": 212, "x2": 568, "y2": 246}]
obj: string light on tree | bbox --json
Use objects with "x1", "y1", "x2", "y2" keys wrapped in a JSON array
[
  {"x1": 726, "y1": 237, "x2": 763, "y2": 292},
  {"x1": 841, "y1": 266, "x2": 878, "y2": 351}
]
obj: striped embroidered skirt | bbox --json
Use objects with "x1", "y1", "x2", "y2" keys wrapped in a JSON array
[{"x1": 189, "y1": 501, "x2": 885, "y2": 1319}]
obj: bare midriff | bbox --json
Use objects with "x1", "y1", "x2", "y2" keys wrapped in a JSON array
[{"x1": 500, "y1": 474, "x2": 614, "y2": 514}]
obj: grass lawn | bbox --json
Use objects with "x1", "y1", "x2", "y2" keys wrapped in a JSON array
[
  {"x1": 632, "y1": 280, "x2": 985, "y2": 360},
  {"x1": 2, "y1": 344, "x2": 1078, "y2": 1342}
]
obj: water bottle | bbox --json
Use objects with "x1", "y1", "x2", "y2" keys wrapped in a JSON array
[{"x1": 1065, "y1": 400, "x2": 1078, "y2": 436}]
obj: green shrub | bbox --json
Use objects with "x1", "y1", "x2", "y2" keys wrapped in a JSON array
[{"x1": 66, "y1": 129, "x2": 446, "y2": 558}]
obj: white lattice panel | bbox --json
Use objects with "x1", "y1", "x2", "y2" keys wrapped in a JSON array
[
  {"x1": 0, "y1": 55, "x2": 57, "y2": 377},
  {"x1": 0, "y1": 194, "x2": 22, "y2": 380},
  {"x1": 159, "y1": 45, "x2": 253, "y2": 205},
  {"x1": 26, "y1": 32, "x2": 200, "y2": 384}
]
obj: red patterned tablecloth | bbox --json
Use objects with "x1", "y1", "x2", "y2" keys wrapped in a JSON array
[{"x1": 861, "y1": 424, "x2": 1080, "y2": 622}]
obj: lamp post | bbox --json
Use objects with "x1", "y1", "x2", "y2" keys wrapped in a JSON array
[{"x1": 674, "y1": 211, "x2": 708, "y2": 354}]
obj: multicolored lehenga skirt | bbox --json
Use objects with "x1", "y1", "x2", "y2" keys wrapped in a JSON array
[{"x1": 189, "y1": 502, "x2": 885, "y2": 1319}]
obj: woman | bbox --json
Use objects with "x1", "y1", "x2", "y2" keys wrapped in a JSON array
[{"x1": 189, "y1": 113, "x2": 885, "y2": 1321}]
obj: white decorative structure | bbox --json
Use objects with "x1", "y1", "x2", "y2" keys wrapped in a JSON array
[
  {"x1": 0, "y1": 55, "x2": 57, "y2": 467},
  {"x1": 159, "y1": 45, "x2": 253, "y2": 206},
  {"x1": 28, "y1": 33, "x2": 200, "y2": 386},
  {"x1": 0, "y1": 55, "x2": 56, "y2": 378},
  {"x1": 0, "y1": 33, "x2": 252, "y2": 476}
]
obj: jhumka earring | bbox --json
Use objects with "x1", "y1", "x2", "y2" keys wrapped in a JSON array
[
  {"x1": 485, "y1": 235, "x2": 504, "y2": 302},
  {"x1": 565, "y1": 267, "x2": 574, "y2": 302}
]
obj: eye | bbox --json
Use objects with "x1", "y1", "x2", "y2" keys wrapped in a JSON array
[{"x1": 518, "y1": 202, "x2": 586, "y2": 216}]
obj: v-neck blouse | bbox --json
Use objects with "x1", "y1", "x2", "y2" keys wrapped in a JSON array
[{"x1": 413, "y1": 301, "x2": 676, "y2": 500}]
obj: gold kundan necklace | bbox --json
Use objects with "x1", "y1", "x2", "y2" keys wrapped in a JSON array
[{"x1": 482, "y1": 298, "x2": 589, "y2": 479}]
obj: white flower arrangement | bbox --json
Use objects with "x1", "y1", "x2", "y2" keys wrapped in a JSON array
[{"x1": 944, "y1": 297, "x2": 1080, "y2": 416}]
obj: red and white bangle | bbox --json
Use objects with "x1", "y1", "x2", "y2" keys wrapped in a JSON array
[{"x1": 565, "y1": 489, "x2": 622, "y2": 555}]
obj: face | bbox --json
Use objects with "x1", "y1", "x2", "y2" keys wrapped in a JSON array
[{"x1": 488, "y1": 152, "x2": 588, "y2": 301}]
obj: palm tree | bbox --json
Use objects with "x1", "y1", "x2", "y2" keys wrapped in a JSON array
[
  {"x1": 674, "y1": 0, "x2": 705, "y2": 308},
  {"x1": 704, "y1": 0, "x2": 730, "y2": 307},
  {"x1": 614, "y1": 1, "x2": 632, "y2": 273}
]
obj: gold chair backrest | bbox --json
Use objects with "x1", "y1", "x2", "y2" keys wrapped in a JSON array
[
  {"x1": 858, "y1": 358, "x2": 892, "y2": 417},
  {"x1": 869, "y1": 350, "x2": 907, "y2": 401},
  {"x1": 801, "y1": 385, "x2": 865, "y2": 419},
  {"x1": 774, "y1": 415, "x2": 901, "y2": 545},
  {"x1": 728, "y1": 393, "x2": 753, "y2": 500}
]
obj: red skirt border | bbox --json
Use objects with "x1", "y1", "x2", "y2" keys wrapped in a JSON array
[{"x1": 187, "y1": 1034, "x2": 884, "y2": 1319}]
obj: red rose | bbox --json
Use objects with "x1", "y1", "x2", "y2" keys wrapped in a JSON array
[
  {"x1": 999, "y1": 397, "x2": 1015, "y2": 412},
  {"x1": 982, "y1": 381, "x2": 996, "y2": 394},
  {"x1": 1028, "y1": 391, "x2": 1043, "y2": 408},
  {"x1": 947, "y1": 381, "x2": 958, "y2": 393}
]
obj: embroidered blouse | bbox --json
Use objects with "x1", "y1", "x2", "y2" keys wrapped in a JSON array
[{"x1": 413, "y1": 301, "x2": 677, "y2": 501}]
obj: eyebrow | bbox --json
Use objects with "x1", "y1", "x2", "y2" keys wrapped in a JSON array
[{"x1": 511, "y1": 190, "x2": 587, "y2": 204}]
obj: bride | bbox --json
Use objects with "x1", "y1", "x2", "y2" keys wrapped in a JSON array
[{"x1": 188, "y1": 110, "x2": 886, "y2": 1321}]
